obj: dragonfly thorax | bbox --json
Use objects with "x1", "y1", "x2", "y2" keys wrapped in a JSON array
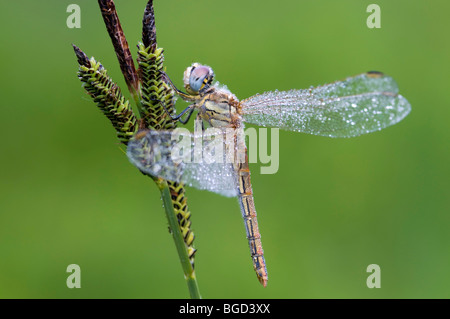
[{"x1": 197, "y1": 85, "x2": 241, "y2": 128}]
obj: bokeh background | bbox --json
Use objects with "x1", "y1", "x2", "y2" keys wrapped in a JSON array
[{"x1": 0, "y1": 0, "x2": 448, "y2": 298}]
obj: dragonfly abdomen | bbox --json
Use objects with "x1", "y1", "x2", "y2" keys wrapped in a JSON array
[{"x1": 235, "y1": 153, "x2": 268, "y2": 287}]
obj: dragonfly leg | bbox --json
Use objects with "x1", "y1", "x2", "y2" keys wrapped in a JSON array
[
  {"x1": 194, "y1": 113, "x2": 205, "y2": 132},
  {"x1": 148, "y1": 96, "x2": 195, "y2": 123},
  {"x1": 178, "y1": 105, "x2": 196, "y2": 124},
  {"x1": 159, "y1": 70, "x2": 192, "y2": 100},
  {"x1": 160, "y1": 70, "x2": 212, "y2": 98}
]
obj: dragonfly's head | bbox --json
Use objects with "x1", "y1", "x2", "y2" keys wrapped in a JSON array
[{"x1": 183, "y1": 63, "x2": 215, "y2": 95}]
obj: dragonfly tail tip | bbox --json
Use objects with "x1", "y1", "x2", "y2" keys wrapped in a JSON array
[{"x1": 258, "y1": 276, "x2": 268, "y2": 287}]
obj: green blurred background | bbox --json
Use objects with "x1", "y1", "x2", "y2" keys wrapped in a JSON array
[{"x1": 0, "y1": 0, "x2": 449, "y2": 298}]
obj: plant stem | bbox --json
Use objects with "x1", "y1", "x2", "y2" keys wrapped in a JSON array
[
  {"x1": 156, "y1": 179, "x2": 201, "y2": 299},
  {"x1": 98, "y1": 0, "x2": 140, "y2": 94}
]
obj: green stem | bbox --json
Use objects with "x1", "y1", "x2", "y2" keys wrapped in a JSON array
[
  {"x1": 129, "y1": 85, "x2": 143, "y2": 115},
  {"x1": 156, "y1": 179, "x2": 201, "y2": 299},
  {"x1": 129, "y1": 69, "x2": 201, "y2": 298}
]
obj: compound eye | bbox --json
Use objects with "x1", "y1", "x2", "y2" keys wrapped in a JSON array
[{"x1": 189, "y1": 66, "x2": 211, "y2": 92}]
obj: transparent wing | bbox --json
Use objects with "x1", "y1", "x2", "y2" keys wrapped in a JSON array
[
  {"x1": 127, "y1": 129, "x2": 238, "y2": 197},
  {"x1": 241, "y1": 72, "x2": 411, "y2": 137}
]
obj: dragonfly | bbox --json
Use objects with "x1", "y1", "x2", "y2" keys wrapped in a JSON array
[{"x1": 127, "y1": 63, "x2": 411, "y2": 287}]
